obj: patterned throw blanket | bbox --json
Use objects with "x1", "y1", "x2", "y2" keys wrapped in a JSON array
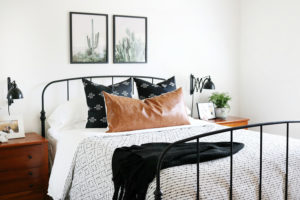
[
  {"x1": 112, "y1": 142, "x2": 244, "y2": 200},
  {"x1": 61, "y1": 124, "x2": 300, "y2": 200}
]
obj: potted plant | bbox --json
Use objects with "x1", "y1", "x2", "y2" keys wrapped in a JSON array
[{"x1": 209, "y1": 92, "x2": 231, "y2": 119}]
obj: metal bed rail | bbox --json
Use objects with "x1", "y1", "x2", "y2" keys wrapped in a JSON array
[
  {"x1": 40, "y1": 75, "x2": 166, "y2": 137},
  {"x1": 154, "y1": 121, "x2": 300, "y2": 200}
]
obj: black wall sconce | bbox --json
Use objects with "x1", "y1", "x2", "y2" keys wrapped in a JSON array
[
  {"x1": 190, "y1": 74, "x2": 215, "y2": 116},
  {"x1": 7, "y1": 77, "x2": 23, "y2": 115}
]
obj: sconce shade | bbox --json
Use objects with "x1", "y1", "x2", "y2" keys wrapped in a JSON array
[
  {"x1": 7, "y1": 78, "x2": 23, "y2": 115},
  {"x1": 203, "y1": 77, "x2": 215, "y2": 90},
  {"x1": 190, "y1": 74, "x2": 216, "y2": 95},
  {"x1": 7, "y1": 80, "x2": 23, "y2": 106},
  {"x1": 7, "y1": 87, "x2": 23, "y2": 100}
]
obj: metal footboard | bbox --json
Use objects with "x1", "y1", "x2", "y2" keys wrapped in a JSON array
[{"x1": 154, "y1": 121, "x2": 300, "y2": 200}]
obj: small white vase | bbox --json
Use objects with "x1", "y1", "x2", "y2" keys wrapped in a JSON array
[{"x1": 215, "y1": 108, "x2": 229, "y2": 119}]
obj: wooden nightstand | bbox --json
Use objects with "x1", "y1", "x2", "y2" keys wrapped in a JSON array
[
  {"x1": 0, "y1": 132, "x2": 48, "y2": 200},
  {"x1": 206, "y1": 116, "x2": 250, "y2": 128}
]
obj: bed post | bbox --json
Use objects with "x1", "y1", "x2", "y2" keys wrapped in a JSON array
[
  {"x1": 285, "y1": 122, "x2": 289, "y2": 200},
  {"x1": 154, "y1": 189, "x2": 162, "y2": 200},
  {"x1": 40, "y1": 110, "x2": 46, "y2": 138},
  {"x1": 41, "y1": 89, "x2": 46, "y2": 138},
  {"x1": 41, "y1": 83, "x2": 49, "y2": 138},
  {"x1": 155, "y1": 152, "x2": 163, "y2": 200}
]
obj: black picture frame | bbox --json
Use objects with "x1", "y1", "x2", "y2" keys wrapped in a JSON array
[
  {"x1": 70, "y1": 12, "x2": 108, "y2": 64},
  {"x1": 113, "y1": 15, "x2": 147, "y2": 64}
]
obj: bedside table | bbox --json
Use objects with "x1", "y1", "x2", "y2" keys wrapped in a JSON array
[
  {"x1": 206, "y1": 116, "x2": 250, "y2": 128},
  {"x1": 0, "y1": 132, "x2": 48, "y2": 200}
]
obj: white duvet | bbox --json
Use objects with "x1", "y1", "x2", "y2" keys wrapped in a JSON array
[{"x1": 48, "y1": 120, "x2": 300, "y2": 200}]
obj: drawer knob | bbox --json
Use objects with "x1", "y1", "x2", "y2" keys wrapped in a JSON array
[
  {"x1": 29, "y1": 184, "x2": 34, "y2": 188},
  {"x1": 28, "y1": 171, "x2": 33, "y2": 176},
  {"x1": 28, "y1": 155, "x2": 32, "y2": 159}
]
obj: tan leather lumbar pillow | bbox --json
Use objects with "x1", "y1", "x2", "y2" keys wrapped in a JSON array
[{"x1": 103, "y1": 88, "x2": 190, "y2": 133}]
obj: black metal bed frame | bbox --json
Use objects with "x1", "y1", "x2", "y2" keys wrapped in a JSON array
[
  {"x1": 40, "y1": 75, "x2": 299, "y2": 199},
  {"x1": 40, "y1": 75, "x2": 166, "y2": 137},
  {"x1": 154, "y1": 121, "x2": 300, "y2": 200}
]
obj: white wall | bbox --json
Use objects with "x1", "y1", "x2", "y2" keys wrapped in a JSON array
[
  {"x1": 240, "y1": 0, "x2": 300, "y2": 137},
  {"x1": 4, "y1": 0, "x2": 298, "y2": 138},
  {"x1": 0, "y1": 0, "x2": 240, "y2": 133}
]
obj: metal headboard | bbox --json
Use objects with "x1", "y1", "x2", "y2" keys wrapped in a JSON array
[{"x1": 40, "y1": 75, "x2": 166, "y2": 137}]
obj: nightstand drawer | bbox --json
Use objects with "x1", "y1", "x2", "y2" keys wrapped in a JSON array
[
  {"x1": 0, "y1": 167, "x2": 46, "y2": 183},
  {"x1": 0, "y1": 144, "x2": 45, "y2": 171},
  {"x1": 0, "y1": 175, "x2": 45, "y2": 195},
  {"x1": 0, "y1": 190, "x2": 46, "y2": 200}
]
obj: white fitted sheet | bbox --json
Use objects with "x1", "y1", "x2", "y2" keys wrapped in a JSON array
[{"x1": 47, "y1": 133, "x2": 57, "y2": 168}]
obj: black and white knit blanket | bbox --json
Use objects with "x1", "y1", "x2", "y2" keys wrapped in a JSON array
[{"x1": 61, "y1": 124, "x2": 300, "y2": 200}]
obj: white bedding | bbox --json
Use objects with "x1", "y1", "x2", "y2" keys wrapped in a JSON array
[
  {"x1": 48, "y1": 118, "x2": 300, "y2": 200},
  {"x1": 54, "y1": 123, "x2": 300, "y2": 200},
  {"x1": 47, "y1": 118, "x2": 207, "y2": 199}
]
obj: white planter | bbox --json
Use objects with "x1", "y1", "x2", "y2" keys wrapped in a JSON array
[{"x1": 215, "y1": 108, "x2": 229, "y2": 119}]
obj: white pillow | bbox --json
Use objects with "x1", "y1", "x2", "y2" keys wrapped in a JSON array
[{"x1": 47, "y1": 98, "x2": 88, "y2": 130}]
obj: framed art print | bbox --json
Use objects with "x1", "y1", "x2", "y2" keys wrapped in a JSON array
[
  {"x1": 0, "y1": 115, "x2": 25, "y2": 139},
  {"x1": 113, "y1": 15, "x2": 147, "y2": 63},
  {"x1": 197, "y1": 103, "x2": 215, "y2": 120},
  {"x1": 70, "y1": 12, "x2": 108, "y2": 64}
]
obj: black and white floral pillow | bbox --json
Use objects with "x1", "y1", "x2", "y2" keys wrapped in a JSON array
[
  {"x1": 82, "y1": 78, "x2": 132, "y2": 128},
  {"x1": 134, "y1": 76, "x2": 176, "y2": 100}
]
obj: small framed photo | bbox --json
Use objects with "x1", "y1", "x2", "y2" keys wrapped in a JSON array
[
  {"x1": 197, "y1": 103, "x2": 215, "y2": 120},
  {"x1": 70, "y1": 12, "x2": 108, "y2": 64},
  {"x1": 113, "y1": 15, "x2": 147, "y2": 63},
  {"x1": 0, "y1": 115, "x2": 25, "y2": 139}
]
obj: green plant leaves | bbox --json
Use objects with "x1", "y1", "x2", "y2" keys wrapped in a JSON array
[{"x1": 209, "y1": 92, "x2": 231, "y2": 108}]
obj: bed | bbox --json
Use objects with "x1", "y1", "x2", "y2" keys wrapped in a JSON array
[{"x1": 42, "y1": 75, "x2": 300, "y2": 200}]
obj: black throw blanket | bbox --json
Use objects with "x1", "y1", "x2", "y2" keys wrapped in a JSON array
[{"x1": 112, "y1": 142, "x2": 244, "y2": 200}]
